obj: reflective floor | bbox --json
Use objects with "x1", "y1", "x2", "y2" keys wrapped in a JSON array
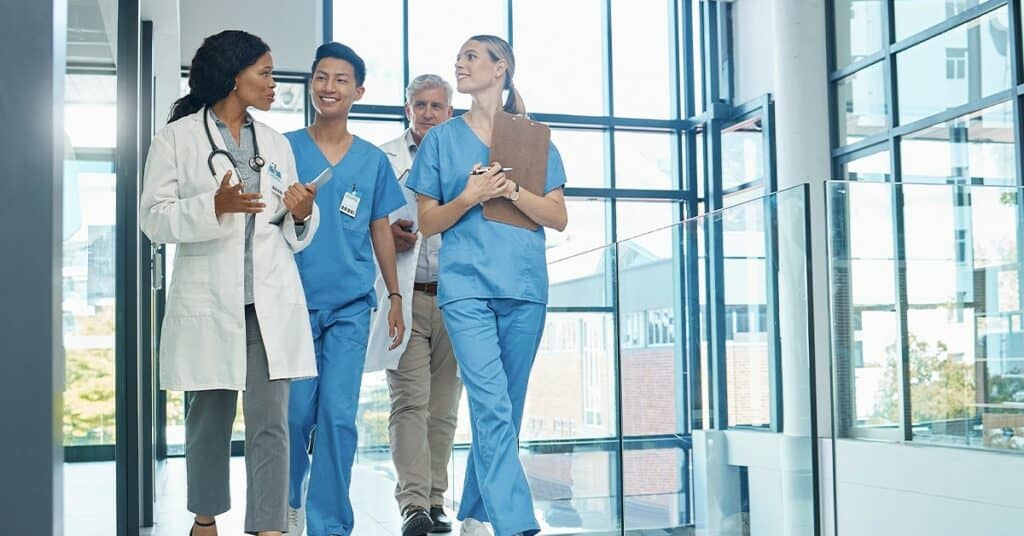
[
  {"x1": 64, "y1": 458, "x2": 455, "y2": 536},
  {"x1": 64, "y1": 452, "x2": 694, "y2": 535}
]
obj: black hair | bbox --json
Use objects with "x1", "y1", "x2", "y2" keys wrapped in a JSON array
[
  {"x1": 168, "y1": 30, "x2": 270, "y2": 123},
  {"x1": 310, "y1": 42, "x2": 366, "y2": 86}
]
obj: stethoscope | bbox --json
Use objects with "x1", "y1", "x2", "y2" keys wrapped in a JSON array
[{"x1": 203, "y1": 106, "x2": 265, "y2": 178}]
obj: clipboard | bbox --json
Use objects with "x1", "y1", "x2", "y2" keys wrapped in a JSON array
[{"x1": 482, "y1": 111, "x2": 550, "y2": 230}]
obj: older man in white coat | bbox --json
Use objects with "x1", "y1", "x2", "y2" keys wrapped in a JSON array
[{"x1": 366, "y1": 74, "x2": 461, "y2": 536}]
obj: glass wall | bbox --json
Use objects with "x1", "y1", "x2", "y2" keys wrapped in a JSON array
[
  {"x1": 830, "y1": 181, "x2": 1024, "y2": 452},
  {"x1": 63, "y1": 1, "x2": 119, "y2": 533},
  {"x1": 328, "y1": 2, "x2": 694, "y2": 532},
  {"x1": 63, "y1": 72, "x2": 118, "y2": 448},
  {"x1": 828, "y1": 0, "x2": 1024, "y2": 453}
]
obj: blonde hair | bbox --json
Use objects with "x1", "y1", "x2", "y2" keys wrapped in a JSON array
[{"x1": 467, "y1": 34, "x2": 526, "y2": 115}]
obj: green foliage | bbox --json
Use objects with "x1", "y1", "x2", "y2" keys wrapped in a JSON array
[
  {"x1": 63, "y1": 347, "x2": 115, "y2": 445},
  {"x1": 358, "y1": 384, "x2": 392, "y2": 448},
  {"x1": 877, "y1": 335, "x2": 976, "y2": 425}
]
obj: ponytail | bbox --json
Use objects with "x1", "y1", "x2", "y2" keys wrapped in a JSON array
[
  {"x1": 503, "y1": 79, "x2": 526, "y2": 115},
  {"x1": 168, "y1": 93, "x2": 204, "y2": 124}
]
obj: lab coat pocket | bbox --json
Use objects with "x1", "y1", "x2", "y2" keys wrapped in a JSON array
[{"x1": 166, "y1": 256, "x2": 215, "y2": 317}]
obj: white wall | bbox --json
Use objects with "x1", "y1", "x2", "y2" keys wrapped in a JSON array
[
  {"x1": 833, "y1": 439, "x2": 1024, "y2": 535},
  {"x1": 730, "y1": 0, "x2": 774, "y2": 104},
  {"x1": 178, "y1": 0, "x2": 321, "y2": 73},
  {"x1": 142, "y1": 0, "x2": 180, "y2": 128}
]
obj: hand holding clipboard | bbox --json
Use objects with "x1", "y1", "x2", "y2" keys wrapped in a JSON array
[{"x1": 481, "y1": 111, "x2": 551, "y2": 230}]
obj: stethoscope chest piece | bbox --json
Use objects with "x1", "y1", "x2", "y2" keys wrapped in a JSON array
[{"x1": 203, "y1": 106, "x2": 265, "y2": 177}]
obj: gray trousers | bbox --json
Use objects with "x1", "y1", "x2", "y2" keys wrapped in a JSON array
[
  {"x1": 387, "y1": 289, "x2": 463, "y2": 512},
  {"x1": 185, "y1": 305, "x2": 290, "y2": 534}
]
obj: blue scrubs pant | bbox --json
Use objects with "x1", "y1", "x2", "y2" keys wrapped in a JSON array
[
  {"x1": 288, "y1": 305, "x2": 370, "y2": 536},
  {"x1": 441, "y1": 298, "x2": 546, "y2": 536}
]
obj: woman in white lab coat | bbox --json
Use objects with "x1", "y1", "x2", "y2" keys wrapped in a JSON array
[{"x1": 139, "y1": 30, "x2": 319, "y2": 536}]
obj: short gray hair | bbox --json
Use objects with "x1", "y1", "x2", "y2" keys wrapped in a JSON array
[{"x1": 405, "y1": 74, "x2": 454, "y2": 106}]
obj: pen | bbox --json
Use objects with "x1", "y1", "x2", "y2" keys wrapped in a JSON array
[{"x1": 470, "y1": 167, "x2": 513, "y2": 175}]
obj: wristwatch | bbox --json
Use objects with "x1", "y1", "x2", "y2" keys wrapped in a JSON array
[{"x1": 509, "y1": 181, "x2": 521, "y2": 202}]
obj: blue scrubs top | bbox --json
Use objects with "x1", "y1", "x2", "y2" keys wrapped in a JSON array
[
  {"x1": 405, "y1": 116, "x2": 567, "y2": 308},
  {"x1": 286, "y1": 129, "x2": 407, "y2": 311}
]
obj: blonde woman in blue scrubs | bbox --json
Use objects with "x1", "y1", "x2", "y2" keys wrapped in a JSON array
[{"x1": 405, "y1": 35, "x2": 568, "y2": 536}]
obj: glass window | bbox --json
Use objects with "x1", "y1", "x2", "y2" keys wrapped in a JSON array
[
  {"x1": 65, "y1": 74, "x2": 117, "y2": 148},
  {"x1": 615, "y1": 131, "x2": 676, "y2": 190},
  {"x1": 831, "y1": 182, "x2": 902, "y2": 433},
  {"x1": 646, "y1": 308, "x2": 676, "y2": 347},
  {"x1": 525, "y1": 313, "x2": 617, "y2": 441},
  {"x1": 548, "y1": 200, "x2": 612, "y2": 309},
  {"x1": 623, "y1": 311, "x2": 646, "y2": 348},
  {"x1": 691, "y1": 0, "x2": 705, "y2": 113},
  {"x1": 349, "y1": 119, "x2": 405, "y2": 147},
  {"x1": 841, "y1": 148, "x2": 891, "y2": 182},
  {"x1": 612, "y1": 0, "x2": 673, "y2": 118},
  {"x1": 834, "y1": 0, "x2": 886, "y2": 68},
  {"x1": 550, "y1": 128, "x2": 609, "y2": 188},
  {"x1": 617, "y1": 207, "x2": 685, "y2": 436},
  {"x1": 895, "y1": 0, "x2": 981, "y2": 42},
  {"x1": 63, "y1": 73, "x2": 117, "y2": 448},
  {"x1": 897, "y1": 7, "x2": 1012, "y2": 125},
  {"x1": 408, "y1": 0, "x2": 506, "y2": 111},
  {"x1": 548, "y1": 199, "x2": 610, "y2": 262},
  {"x1": 719, "y1": 200, "x2": 770, "y2": 428},
  {"x1": 514, "y1": 0, "x2": 604, "y2": 115},
  {"x1": 695, "y1": 128, "x2": 706, "y2": 199},
  {"x1": 901, "y1": 184, "x2": 1024, "y2": 451},
  {"x1": 448, "y1": 447, "x2": 622, "y2": 533},
  {"x1": 721, "y1": 117, "x2": 764, "y2": 192},
  {"x1": 623, "y1": 447, "x2": 688, "y2": 531},
  {"x1": 901, "y1": 100, "x2": 1015, "y2": 185},
  {"x1": 835, "y1": 60, "x2": 888, "y2": 146},
  {"x1": 251, "y1": 81, "x2": 306, "y2": 133},
  {"x1": 332, "y1": 0, "x2": 404, "y2": 105}
]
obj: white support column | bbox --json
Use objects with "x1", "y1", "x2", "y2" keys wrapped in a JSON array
[{"x1": 770, "y1": 0, "x2": 835, "y2": 534}]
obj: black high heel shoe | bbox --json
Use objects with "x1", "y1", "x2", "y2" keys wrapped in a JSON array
[{"x1": 189, "y1": 517, "x2": 216, "y2": 535}]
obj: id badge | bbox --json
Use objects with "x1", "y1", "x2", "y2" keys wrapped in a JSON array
[
  {"x1": 268, "y1": 162, "x2": 286, "y2": 198},
  {"x1": 270, "y1": 176, "x2": 286, "y2": 199},
  {"x1": 340, "y1": 190, "x2": 361, "y2": 218}
]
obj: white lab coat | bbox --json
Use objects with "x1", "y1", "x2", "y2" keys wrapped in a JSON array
[
  {"x1": 140, "y1": 109, "x2": 320, "y2": 391},
  {"x1": 365, "y1": 131, "x2": 421, "y2": 372}
]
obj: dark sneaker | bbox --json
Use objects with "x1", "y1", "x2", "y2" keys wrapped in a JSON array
[
  {"x1": 429, "y1": 506, "x2": 453, "y2": 533},
  {"x1": 403, "y1": 506, "x2": 434, "y2": 536}
]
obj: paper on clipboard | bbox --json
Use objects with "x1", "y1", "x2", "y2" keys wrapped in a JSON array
[
  {"x1": 269, "y1": 167, "x2": 333, "y2": 225},
  {"x1": 481, "y1": 111, "x2": 550, "y2": 230}
]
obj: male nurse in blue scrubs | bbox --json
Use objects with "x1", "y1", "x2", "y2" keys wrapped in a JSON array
[{"x1": 285, "y1": 42, "x2": 408, "y2": 536}]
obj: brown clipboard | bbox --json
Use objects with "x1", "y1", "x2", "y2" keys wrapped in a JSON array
[{"x1": 482, "y1": 111, "x2": 550, "y2": 230}]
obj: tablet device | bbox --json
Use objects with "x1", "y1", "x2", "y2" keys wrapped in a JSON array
[{"x1": 270, "y1": 167, "x2": 333, "y2": 225}]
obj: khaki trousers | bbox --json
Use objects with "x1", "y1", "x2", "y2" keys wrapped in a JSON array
[{"x1": 387, "y1": 289, "x2": 463, "y2": 511}]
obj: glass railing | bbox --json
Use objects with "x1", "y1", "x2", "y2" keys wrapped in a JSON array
[
  {"x1": 442, "y1": 183, "x2": 818, "y2": 534},
  {"x1": 346, "y1": 185, "x2": 818, "y2": 534},
  {"x1": 829, "y1": 180, "x2": 1024, "y2": 453}
]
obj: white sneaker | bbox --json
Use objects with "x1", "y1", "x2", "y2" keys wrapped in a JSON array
[
  {"x1": 287, "y1": 505, "x2": 305, "y2": 536},
  {"x1": 460, "y1": 517, "x2": 492, "y2": 536}
]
